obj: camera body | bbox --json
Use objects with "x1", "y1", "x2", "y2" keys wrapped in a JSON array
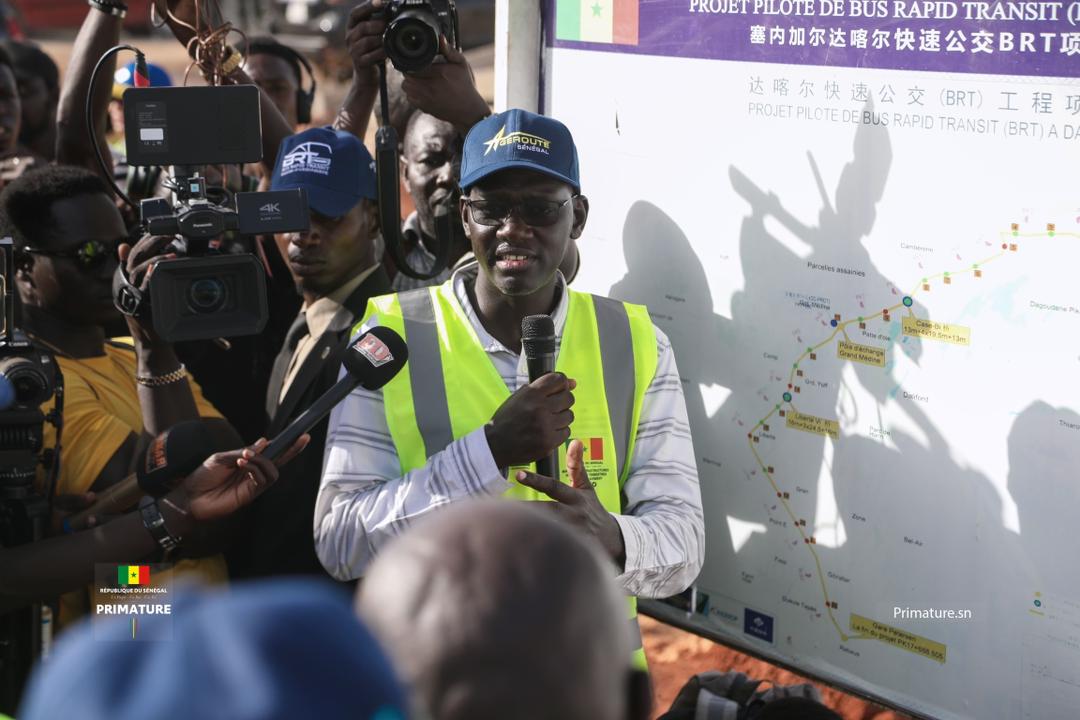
[
  {"x1": 118, "y1": 86, "x2": 310, "y2": 342},
  {"x1": 382, "y1": 0, "x2": 460, "y2": 72}
]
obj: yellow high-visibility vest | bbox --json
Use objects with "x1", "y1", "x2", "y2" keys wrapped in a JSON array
[{"x1": 355, "y1": 280, "x2": 658, "y2": 668}]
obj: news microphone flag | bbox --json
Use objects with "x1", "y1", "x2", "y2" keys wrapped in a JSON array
[
  {"x1": 118, "y1": 565, "x2": 150, "y2": 586},
  {"x1": 556, "y1": 0, "x2": 638, "y2": 45}
]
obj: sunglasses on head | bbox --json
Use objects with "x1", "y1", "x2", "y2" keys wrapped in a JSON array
[{"x1": 22, "y1": 238, "x2": 119, "y2": 269}]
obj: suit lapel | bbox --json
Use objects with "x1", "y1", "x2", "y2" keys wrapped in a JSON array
[{"x1": 267, "y1": 267, "x2": 392, "y2": 433}]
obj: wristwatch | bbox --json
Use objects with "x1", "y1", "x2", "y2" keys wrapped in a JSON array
[{"x1": 139, "y1": 495, "x2": 182, "y2": 552}]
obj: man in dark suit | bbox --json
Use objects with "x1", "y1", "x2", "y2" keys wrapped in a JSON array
[{"x1": 227, "y1": 127, "x2": 390, "y2": 579}]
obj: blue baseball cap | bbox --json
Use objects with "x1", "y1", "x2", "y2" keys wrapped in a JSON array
[
  {"x1": 460, "y1": 109, "x2": 580, "y2": 193},
  {"x1": 271, "y1": 127, "x2": 377, "y2": 218},
  {"x1": 18, "y1": 580, "x2": 408, "y2": 720}
]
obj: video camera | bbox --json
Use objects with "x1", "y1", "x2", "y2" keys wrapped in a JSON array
[
  {"x1": 0, "y1": 236, "x2": 62, "y2": 713},
  {"x1": 113, "y1": 84, "x2": 310, "y2": 342}
]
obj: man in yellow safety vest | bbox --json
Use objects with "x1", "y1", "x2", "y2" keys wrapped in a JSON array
[{"x1": 315, "y1": 109, "x2": 704, "y2": 668}]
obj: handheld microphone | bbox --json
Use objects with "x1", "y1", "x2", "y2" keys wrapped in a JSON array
[
  {"x1": 65, "y1": 421, "x2": 212, "y2": 531},
  {"x1": 521, "y1": 314, "x2": 559, "y2": 479},
  {"x1": 262, "y1": 326, "x2": 409, "y2": 461}
]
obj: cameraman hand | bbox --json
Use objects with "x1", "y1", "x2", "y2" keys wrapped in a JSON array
[
  {"x1": 346, "y1": 1, "x2": 388, "y2": 88},
  {"x1": 484, "y1": 373, "x2": 576, "y2": 469},
  {"x1": 401, "y1": 36, "x2": 490, "y2": 133},
  {"x1": 162, "y1": 435, "x2": 310, "y2": 532},
  {"x1": 117, "y1": 235, "x2": 177, "y2": 346}
]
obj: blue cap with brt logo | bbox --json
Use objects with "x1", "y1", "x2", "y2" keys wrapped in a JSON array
[
  {"x1": 460, "y1": 109, "x2": 580, "y2": 193},
  {"x1": 271, "y1": 127, "x2": 377, "y2": 218}
]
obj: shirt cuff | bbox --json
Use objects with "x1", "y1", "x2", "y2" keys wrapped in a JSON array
[
  {"x1": 463, "y1": 426, "x2": 512, "y2": 493},
  {"x1": 610, "y1": 512, "x2": 641, "y2": 582}
]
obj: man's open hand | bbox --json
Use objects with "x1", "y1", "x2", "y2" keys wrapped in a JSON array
[{"x1": 514, "y1": 439, "x2": 626, "y2": 566}]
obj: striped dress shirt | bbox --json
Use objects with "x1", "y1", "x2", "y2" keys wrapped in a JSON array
[{"x1": 314, "y1": 265, "x2": 705, "y2": 598}]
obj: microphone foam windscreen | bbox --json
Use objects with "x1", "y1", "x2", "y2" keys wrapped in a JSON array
[
  {"x1": 343, "y1": 325, "x2": 409, "y2": 390},
  {"x1": 521, "y1": 314, "x2": 556, "y2": 356},
  {"x1": 137, "y1": 420, "x2": 214, "y2": 496}
]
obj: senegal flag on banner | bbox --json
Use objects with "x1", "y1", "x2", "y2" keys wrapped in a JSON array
[
  {"x1": 556, "y1": 0, "x2": 639, "y2": 45},
  {"x1": 118, "y1": 565, "x2": 150, "y2": 586}
]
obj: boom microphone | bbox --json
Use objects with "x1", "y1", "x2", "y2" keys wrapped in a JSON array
[
  {"x1": 262, "y1": 326, "x2": 409, "y2": 461},
  {"x1": 521, "y1": 314, "x2": 559, "y2": 479},
  {"x1": 65, "y1": 421, "x2": 212, "y2": 531}
]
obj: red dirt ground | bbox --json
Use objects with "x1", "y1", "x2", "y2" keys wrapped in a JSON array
[{"x1": 642, "y1": 616, "x2": 909, "y2": 720}]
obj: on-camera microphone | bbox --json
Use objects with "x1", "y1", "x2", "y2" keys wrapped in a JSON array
[
  {"x1": 521, "y1": 314, "x2": 559, "y2": 479},
  {"x1": 262, "y1": 326, "x2": 409, "y2": 461},
  {"x1": 65, "y1": 421, "x2": 212, "y2": 531}
]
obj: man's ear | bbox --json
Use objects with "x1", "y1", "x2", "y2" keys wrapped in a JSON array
[
  {"x1": 459, "y1": 194, "x2": 472, "y2": 240},
  {"x1": 14, "y1": 248, "x2": 34, "y2": 278},
  {"x1": 570, "y1": 194, "x2": 589, "y2": 239},
  {"x1": 399, "y1": 155, "x2": 411, "y2": 193},
  {"x1": 626, "y1": 669, "x2": 653, "y2": 720},
  {"x1": 363, "y1": 199, "x2": 381, "y2": 239}
]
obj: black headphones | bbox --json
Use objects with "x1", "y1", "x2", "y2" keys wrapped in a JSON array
[{"x1": 279, "y1": 45, "x2": 316, "y2": 125}]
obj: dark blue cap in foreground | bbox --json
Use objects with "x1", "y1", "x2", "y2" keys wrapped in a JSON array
[{"x1": 19, "y1": 579, "x2": 408, "y2": 720}]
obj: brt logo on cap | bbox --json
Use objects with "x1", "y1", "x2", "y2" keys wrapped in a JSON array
[
  {"x1": 354, "y1": 334, "x2": 394, "y2": 367},
  {"x1": 281, "y1": 141, "x2": 333, "y2": 176},
  {"x1": 482, "y1": 125, "x2": 551, "y2": 155}
]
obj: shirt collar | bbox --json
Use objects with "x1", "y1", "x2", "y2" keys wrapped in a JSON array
[
  {"x1": 304, "y1": 264, "x2": 380, "y2": 339},
  {"x1": 450, "y1": 263, "x2": 569, "y2": 356}
]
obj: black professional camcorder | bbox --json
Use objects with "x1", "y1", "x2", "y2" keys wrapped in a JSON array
[
  {"x1": 114, "y1": 84, "x2": 310, "y2": 342},
  {"x1": 381, "y1": 0, "x2": 460, "y2": 72},
  {"x1": 0, "y1": 237, "x2": 61, "y2": 713}
]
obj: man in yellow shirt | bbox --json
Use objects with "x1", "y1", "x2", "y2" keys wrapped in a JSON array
[{"x1": 0, "y1": 164, "x2": 241, "y2": 622}]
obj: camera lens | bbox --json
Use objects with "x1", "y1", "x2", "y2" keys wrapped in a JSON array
[
  {"x1": 0, "y1": 356, "x2": 51, "y2": 407},
  {"x1": 187, "y1": 277, "x2": 228, "y2": 314},
  {"x1": 385, "y1": 13, "x2": 439, "y2": 71}
]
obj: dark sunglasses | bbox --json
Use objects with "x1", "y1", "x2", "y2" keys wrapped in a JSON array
[
  {"x1": 465, "y1": 196, "x2": 577, "y2": 228},
  {"x1": 23, "y1": 238, "x2": 119, "y2": 269}
]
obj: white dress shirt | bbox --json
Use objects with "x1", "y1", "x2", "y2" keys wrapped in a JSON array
[{"x1": 315, "y1": 264, "x2": 705, "y2": 598}]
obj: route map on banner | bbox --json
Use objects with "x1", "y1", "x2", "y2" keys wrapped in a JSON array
[{"x1": 540, "y1": 1, "x2": 1080, "y2": 718}]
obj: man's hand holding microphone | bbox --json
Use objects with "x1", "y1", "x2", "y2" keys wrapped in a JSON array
[{"x1": 483, "y1": 315, "x2": 626, "y2": 567}]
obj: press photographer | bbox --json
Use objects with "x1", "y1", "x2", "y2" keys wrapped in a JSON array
[{"x1": 340, "y1": 0, "x2": 580, "y2": 289}]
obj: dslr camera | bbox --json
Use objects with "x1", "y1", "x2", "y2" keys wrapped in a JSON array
[
  {"x1": 115, "y1": 84, "x2": 310, "y2": 342},
  {"x1": 381, "y1": 0, "x2": 460, "y2": 72}
]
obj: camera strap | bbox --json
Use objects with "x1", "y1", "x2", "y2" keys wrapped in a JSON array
[
  {"x1": 374, "y1": 62, "x2": 453, "y2": 281},
  {"x1": 112, "y1": 263, "x2": 147, "y2": 319}
]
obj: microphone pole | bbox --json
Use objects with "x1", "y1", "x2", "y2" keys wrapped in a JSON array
[
  {"x1": 521, "y1": 314, "x2": 559, "y2": 479},
  {"x1": 263, "y1": 326, "x2": 409, "y2": 460}
]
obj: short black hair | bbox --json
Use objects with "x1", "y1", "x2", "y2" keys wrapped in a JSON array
[
  {"x1": 0, "y1": 165, "x2": 111, "y2": 250},
  {"x1": 0, "y1": 40, "x2": 58, "y2": 93},
  {"x1": 239, "y1": 36, "x2": 303, "y2": 86}
]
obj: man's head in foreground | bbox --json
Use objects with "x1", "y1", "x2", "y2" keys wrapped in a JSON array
[
  {"x1": 459, "y1": 109, "x2": 588, "y2": 297},
  {"x1": 271, "y1": 126, "x2": 379, "y2": 299},
  {"x1": 19, "y1": 580, "x2": 408, "y2": 720},
  {"x1": 357, "y1": 499, "x2": 648, "y2": 720}
]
